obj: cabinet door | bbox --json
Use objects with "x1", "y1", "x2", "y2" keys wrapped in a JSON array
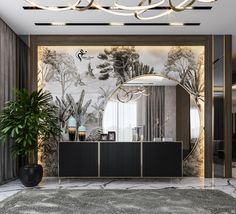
[
  {"x1": 59, "y1": 142, "x2": 98, "y2": 177},
  {"x1": 100, "y1": 143, "x2": 141, "y2": 177},
  {"x1": 143, "y1": 142, "x2": 182, "y2": 177}
]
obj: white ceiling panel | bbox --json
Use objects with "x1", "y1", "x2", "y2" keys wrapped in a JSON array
[{"x1": 0, "y1": 0, "x2": 236, "y2": 52}]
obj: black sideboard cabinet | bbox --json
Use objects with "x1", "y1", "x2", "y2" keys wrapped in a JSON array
[
  {"x1": 59, "y1": 141, "x2": 182, "y2": 178},
  {"x1": 143, "y1": 142, "x2": 182, "y2": 177},
  {"x1": 100, "y1": 142, "x2": 140, "y2": 177},
  {"x1": 59, "y1": 142, "x2": 98, "y2": 177}
]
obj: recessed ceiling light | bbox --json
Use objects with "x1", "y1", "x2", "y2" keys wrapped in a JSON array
[
  {"x1": 35, "y1": 22, "x2": 200, "y2": 26},
  {"x1": 23, "y1": 5, "x2": 212, "y2": 11},
  {"x1": 110, "y1": 22, "x2": 124, "y2": 26},
  {"x1": 170, "y1": 22, "x2": 184, "y2": 26},
  {"x1": 51, "y1": 22, "x2": 66, "y2": 26}
]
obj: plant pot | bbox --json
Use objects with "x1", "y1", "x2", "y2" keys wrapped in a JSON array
[{"x1": 19, "y1": 164, "x2": 43, "y2": 187}]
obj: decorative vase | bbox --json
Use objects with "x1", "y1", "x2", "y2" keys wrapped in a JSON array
[
  {"x1": 68, "y1": 128, "x2": 76, "y2": 141},
  {"x1": 68, "y1": 115, "x2": 77, "y2": 141},
  {"x1": 19, "y1": 164, "x2": 43, "y2": 187},
  {"x1": 78, "y1": 125, "x2": 86, "y2": 141}
]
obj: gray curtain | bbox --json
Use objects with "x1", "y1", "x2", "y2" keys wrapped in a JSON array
[
  {"x1": 0, "y1": 18, "x2": 18, "y2": 184},
  {"x1": 18, "y1": 38, "x2": 28, "y2": 90},
  {"x1": 144, "y1": 86, "x2": 165, "y2": 141}
]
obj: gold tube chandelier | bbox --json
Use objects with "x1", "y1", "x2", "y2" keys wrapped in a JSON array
[{"x1": 24, "y1": 0, "x2": 217, "y2": 20}]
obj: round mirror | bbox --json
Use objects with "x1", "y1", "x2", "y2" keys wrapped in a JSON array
[{"x1": 103, "y1": 75, "x2": 201, "y2": 160}]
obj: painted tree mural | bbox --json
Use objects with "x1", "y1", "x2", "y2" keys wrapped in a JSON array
[
  {"x1": 164, "y1": 46, "x2": 204, "y2": 102},
  {"x1": 55, "y1": 90, "x2": 93, "y2": 133},
  {"x1": 39, "y1": 47, "x2": 85, "y2": 99},
  {"x1": 164, "y1": 46, "x2": 197, "y2": 84},
  {"x1": 38, "y1": 45, "x2": 205, "y2": 177},
  {"x1": 66, "y1": 90, "x2": 92, "y2": 127},
  {"x1": 97, "y1": 46, "x2": 154, "y2": 84},
  {"x1": 184, "y1": 52, "x2": 205, "y2": 102},
  {"x1": 92, "y1": 87, "x2": 113, "y2": 126},
  {"x1": 38, "y1": 47, "x2": 51, "y2": 89},
  {"x1": 85, "y1": 62, "x2": 96, "y2": 79}
]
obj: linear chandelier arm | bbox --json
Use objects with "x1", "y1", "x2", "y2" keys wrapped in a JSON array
[
  {"x1": 169, "y1": 0, "x2": 196, "y2": 12},
  {"x1": 24, "y1": 0, "x2": 82, "y2": 11},
  {"x1": 24, "y1": 0, "x2": 216, "y2": 20},
  {"x1": 135, "y1": 0, "x2": 197, "y2": 20},
  {"x1": 74, "y1": 0, "x2": 95, "y2": 11},
  {"x1": 113, "y1": 0, "x2": 165, "y2": 11}
]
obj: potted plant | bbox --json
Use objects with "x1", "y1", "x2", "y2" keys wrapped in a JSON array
[{"x1": 0, "y1": 89, "x2": 61, "y2": 187}]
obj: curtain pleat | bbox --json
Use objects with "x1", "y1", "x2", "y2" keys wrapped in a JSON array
[
  {"x1": 18, "y1": 39, "x2": 28, "y2": 90},
  {"x1": 144, "y1": 86, "x2": 165, "y2": 141},
  {"x1": 0, "y1": 18, "x2": 18, "y2": 184}
]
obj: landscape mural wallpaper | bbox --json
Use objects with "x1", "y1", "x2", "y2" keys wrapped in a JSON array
[{"x1": 38, "y1": 45, "x2": 205, "y2": 177}]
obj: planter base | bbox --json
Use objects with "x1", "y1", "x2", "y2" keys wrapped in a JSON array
[{"x1": 19, "y1": 164, "x2": 43, "y2": 187}]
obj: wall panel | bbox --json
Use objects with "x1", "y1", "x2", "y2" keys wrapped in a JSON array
[{"x1": 30, "y1": 35, "x2": 214, "y2": 177}]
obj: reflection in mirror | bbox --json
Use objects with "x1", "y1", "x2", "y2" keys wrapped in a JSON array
[
  {"x1": 190, "y1": 99, "x2": 201, "y2": 145},
  {"x1": 103, "y1": 75, "x2": 201, "y2": 159},
  {"x1": 232, "y1": 84, "x2": 236, "y2": 163}
]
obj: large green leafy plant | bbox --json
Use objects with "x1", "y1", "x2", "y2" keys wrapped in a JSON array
[{"x1": 0, "y1": 89, "x2": 61, "y2": 160}]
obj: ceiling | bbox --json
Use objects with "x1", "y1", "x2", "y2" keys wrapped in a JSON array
[{"x1": 0, "y1": 0, "x2": 236, "y2": 52}]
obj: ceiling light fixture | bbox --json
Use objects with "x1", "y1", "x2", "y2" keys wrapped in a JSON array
[
  {"x1": 24, "y1": 0, "x2": 217, "y2": 20},
  {"x1": 51, "y1": 22, "x2": 66, "y2": 26},
  {"x1": 35, "y1": 22, "x2": 200, "y2": 26},
  {"x1": 110, "y1": 22, "x2": 124, "y2": 26},
  {"x1": 170, "y1": 22, "x2": 184, "y2": 26}
]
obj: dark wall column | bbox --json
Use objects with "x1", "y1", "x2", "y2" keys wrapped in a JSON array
[
  {"x1": 205, "y1": 36, "x2": 213, "y2": 178},
  {"x1": 224, "y1": 35, "x2": 232, "y2": 178},
  {"x1": 213, "y1": 35, "x2": 232, "y2": 178}
]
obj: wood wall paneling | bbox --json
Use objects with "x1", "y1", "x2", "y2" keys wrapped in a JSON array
[
  {"x1": 204, "y1": 36, "x2": 213, "y2": 178},
  {"x1": 30, "y1": 35, "x2": 214, "y2": 177},
  {"x1": 224, "y1": 35, "x2": 232, "y2": 178}
]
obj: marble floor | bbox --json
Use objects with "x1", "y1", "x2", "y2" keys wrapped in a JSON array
[{"x1": 0, "y1": 177, "x2": 236, "y2": 203}]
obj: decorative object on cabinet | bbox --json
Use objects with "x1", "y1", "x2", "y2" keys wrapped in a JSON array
[
  {"x1": 67, "y1": 114, "x2": 77, "y2": 141},
  {"x1": 132, "y1": 126, "x2": 144, "y2": 141},
  {"x1": 100, "y1": 134, "x2": 108, "y2": 141},
  {"x1": 108, "y1": 131, "x2": 116, "y2": 141},
  {"x1": 78, "y1": 125, "x2": 86, "y2": 141},
  {"x1": 86, "y1": 127, "x2": 102, "y2": 141}
]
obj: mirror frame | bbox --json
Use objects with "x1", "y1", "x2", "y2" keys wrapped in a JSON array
[{"x1": 103, "y1": 73, "x2": 203, "y2": 161}]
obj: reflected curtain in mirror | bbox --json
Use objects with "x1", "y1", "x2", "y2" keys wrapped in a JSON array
[{"x1": 137, "y1": 86, "x2": 165, "y2": 141}]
